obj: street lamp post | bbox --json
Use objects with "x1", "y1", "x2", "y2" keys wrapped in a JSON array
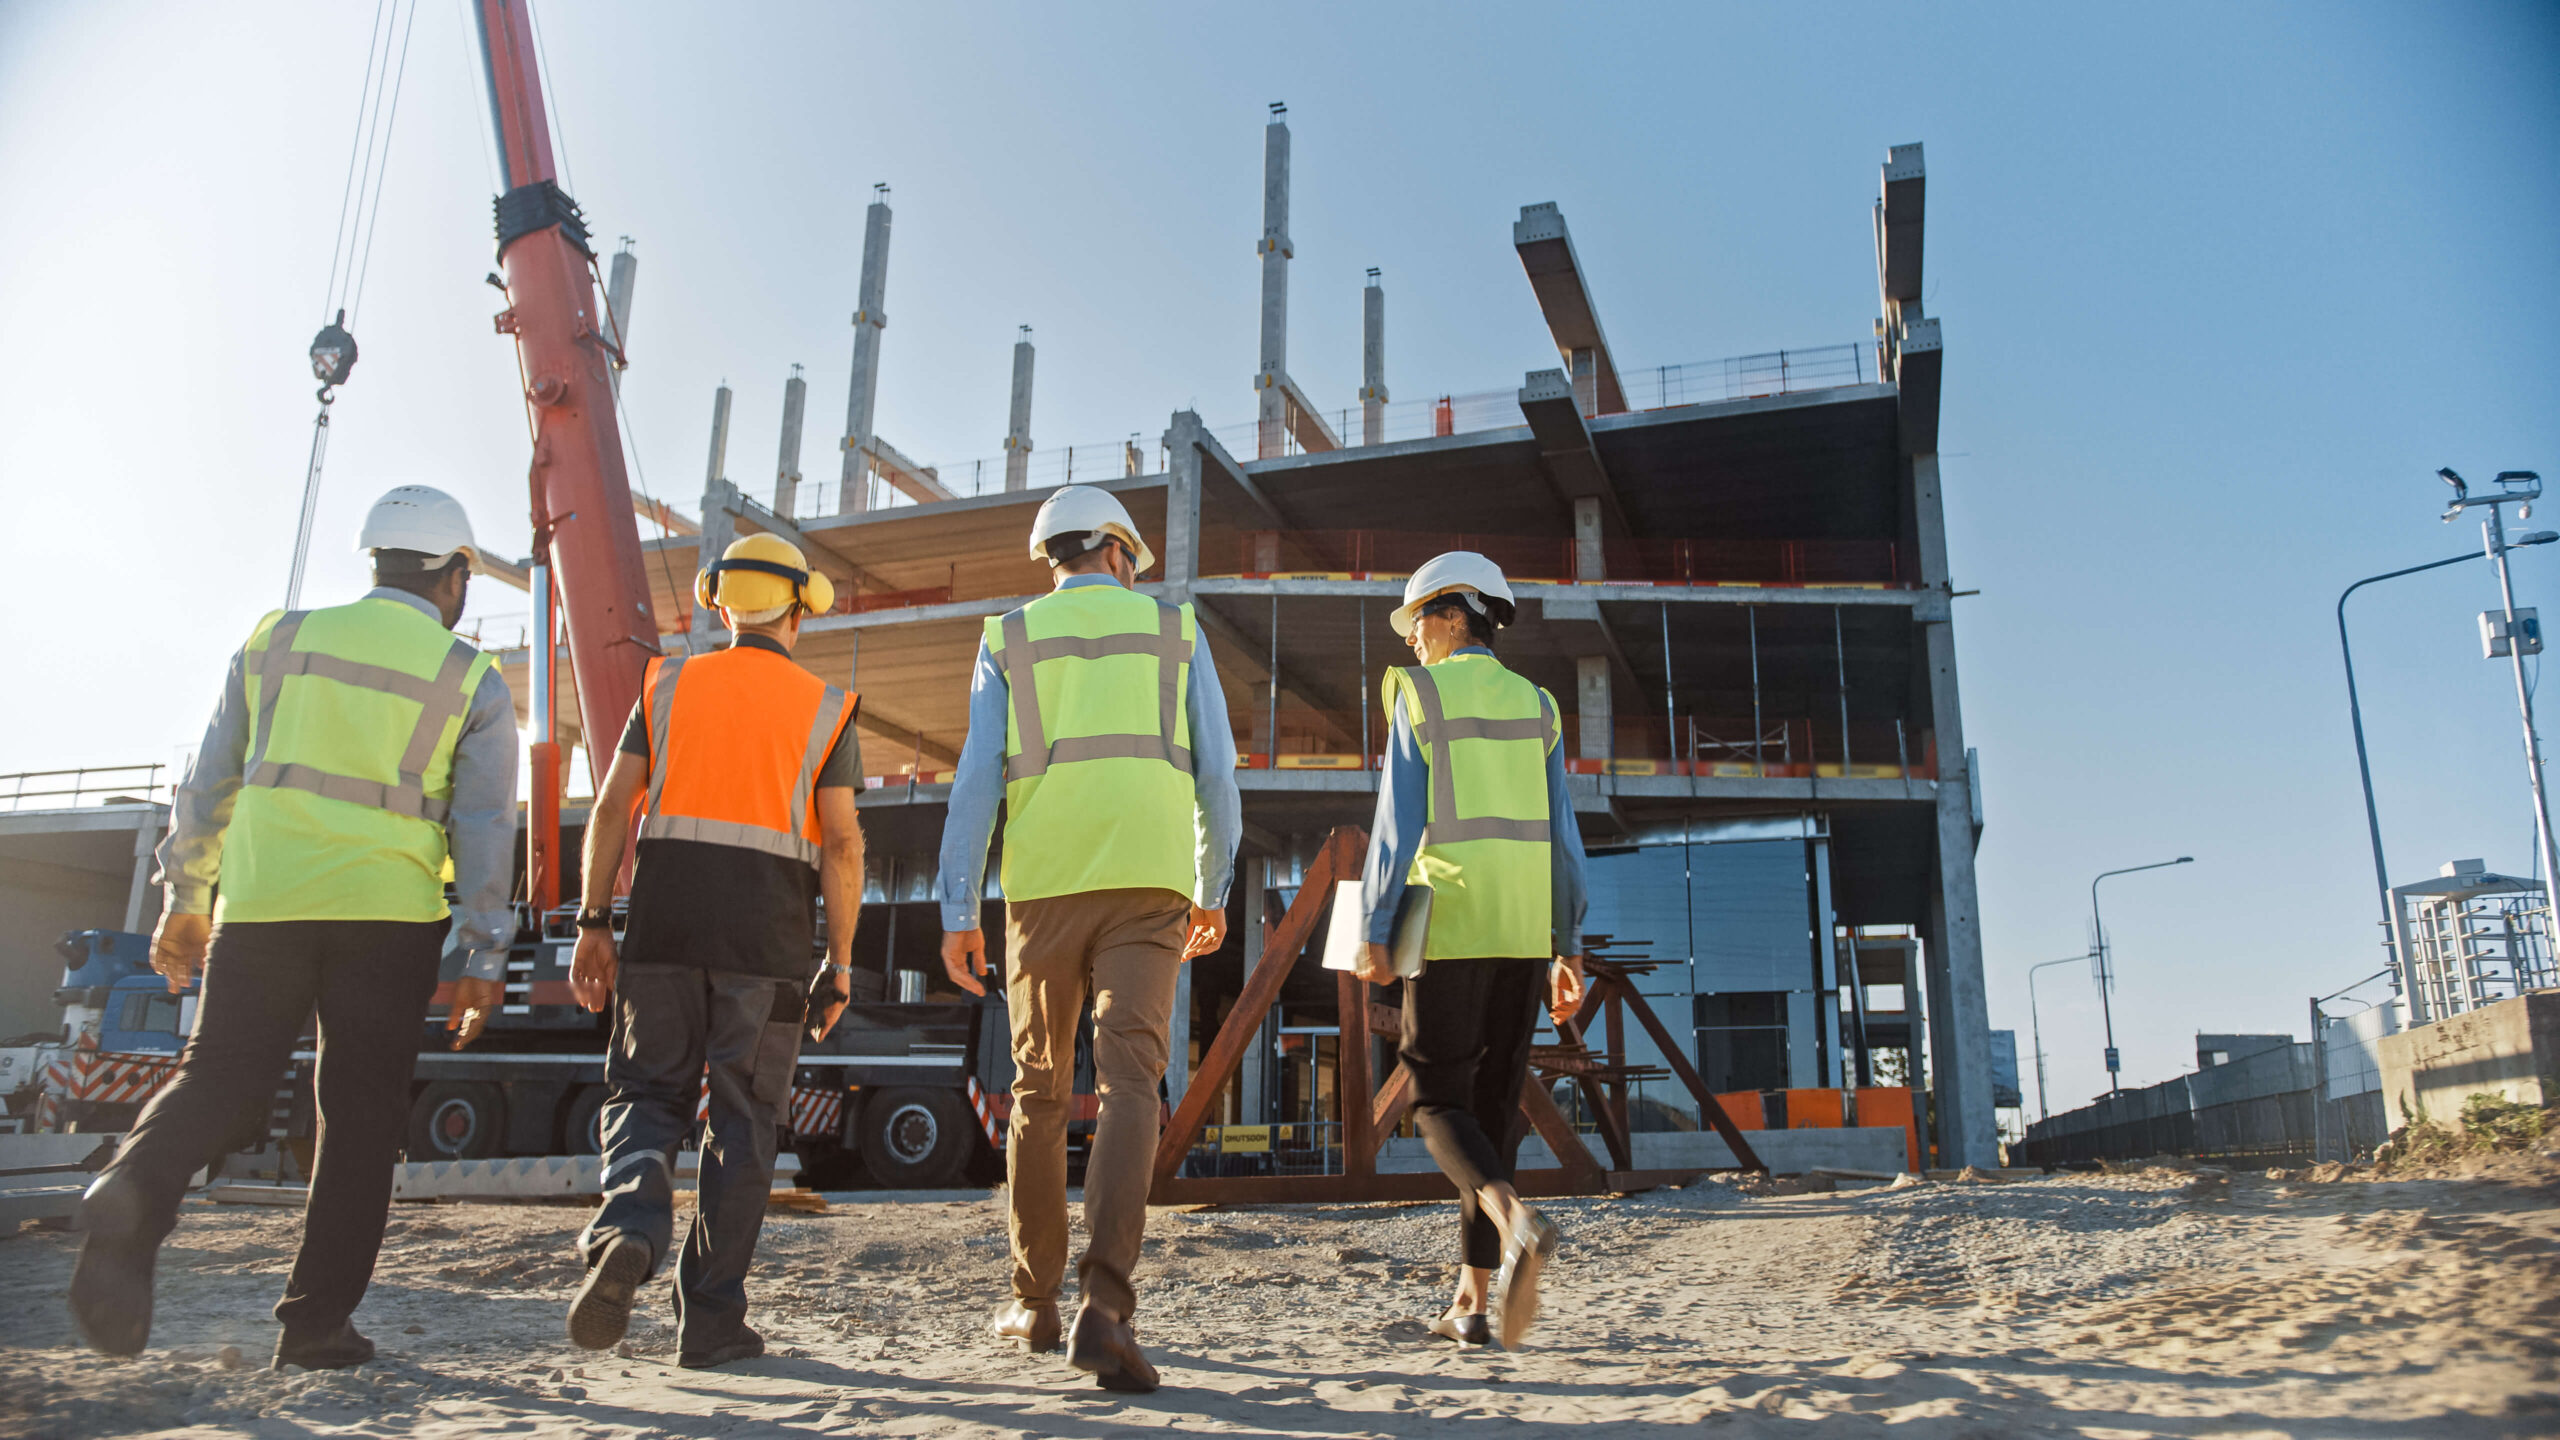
[
  {"x1": 2339, "y1": 551, "x2": 2487, "y2": 991},
  {"x1": 2026, "y1": 954, "x2": 2091, "y2": 1122},
  {"x1": 2091, "y1": 857, "x2": 2195, "y2": 1096}
]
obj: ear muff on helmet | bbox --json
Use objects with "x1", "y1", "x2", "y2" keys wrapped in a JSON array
[{"x1": 694, "y1": 557, "x2": 836, "y2": 617}]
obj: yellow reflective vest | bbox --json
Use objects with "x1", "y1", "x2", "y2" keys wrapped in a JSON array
[
  {"x1": 1383, "y1": 653, "x2": 1558, "y2": 960},
  {"x1": 988, "y1": 583, "x2": 1200, "y2": 902},
  {"x1": 217, "y1": 597, "x2": 492, "y2": 924}
]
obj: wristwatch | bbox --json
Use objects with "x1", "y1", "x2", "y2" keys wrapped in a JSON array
[{"x1": 575, "y1": 911, "x2": 614, "y2": 931}]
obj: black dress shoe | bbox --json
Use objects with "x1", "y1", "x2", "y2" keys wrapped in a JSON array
[
  {"x1": 1067, "y1": 1303, "x2": 1158, "y2": 1393},
  {"x1": 274, "y1": 1321, "x2": 375, "y2": 1370},
  {"x1": 567, "y1": 1233, "x2": 652, "y2": 1352},
  {"x1": 69, "y1": 1175, "x2": 157, "y2": 1358},
  {"x1": 990, "y1": 1298, "x2": 1062, "y2": 1353},
  {"x1": 678, "y1": 1326, "x2": 765, "y2": 1370},
  {"x1": 1428, "y1": 1311, "x2": 1493, "y2": 1346}
]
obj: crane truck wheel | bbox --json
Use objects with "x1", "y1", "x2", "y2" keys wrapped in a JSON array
[
  {"x1": 855, "y1": 1087, "x2": 970, "y2": 1188},
  {"x1": 407, "y1": 1081, "x2": 505, "y2": 1161}
]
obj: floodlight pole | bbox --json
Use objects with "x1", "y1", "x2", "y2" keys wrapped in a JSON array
[{"x1": 2441, "y1": 469, "x2": 2560, "y2": 918}]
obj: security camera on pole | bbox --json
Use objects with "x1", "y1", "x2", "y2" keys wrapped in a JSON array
[{"x1": 2438, "y1": 467, "x2": 2560, "y2": 919}]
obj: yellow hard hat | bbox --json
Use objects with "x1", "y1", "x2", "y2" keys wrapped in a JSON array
[{"x1": 694, "y1": 532, "x2": 836, "y2": 618}]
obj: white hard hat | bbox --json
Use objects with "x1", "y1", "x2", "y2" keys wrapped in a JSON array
[
  {"x1": 356, "y1": 485, "x2": 480, "y2": 567},
  {"x1": 1027, "y1": 484, "x2": 1154, "y2": 575},
  {"x1": 1390, "y1": 551, "x2": 1517, "y2": 638}
]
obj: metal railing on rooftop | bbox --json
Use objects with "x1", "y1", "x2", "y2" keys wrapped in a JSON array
[{"x1": 2, "y1": 765, "x2": 169, "y2": 812}]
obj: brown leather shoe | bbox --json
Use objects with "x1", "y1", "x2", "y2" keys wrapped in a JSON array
[
  {"x1": 989, "y1": 1298, "x2": 1062, "y2": 1353},
  {"x1": 1067, "y1": 1302, "x2": 1159, "y2": 1393}
]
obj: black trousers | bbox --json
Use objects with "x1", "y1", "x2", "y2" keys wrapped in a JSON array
[
  {"x1": 581, "y1": 962, "x2": 803, "y2": 1347},
  {"x1": 100, "y1": 918, "x2": 445, "y2": 1335},
  {"x1": 1399, "y1": 955, "x2": 1548, "y2": 1270}
]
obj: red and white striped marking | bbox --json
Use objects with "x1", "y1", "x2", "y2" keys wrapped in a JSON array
[
  {"x1": 788, "y1": 1085, "x2": 843, "y2": 1140},
  {"x1": 966, "y1": 1076, "x2": 1008, "y2": 1149}
]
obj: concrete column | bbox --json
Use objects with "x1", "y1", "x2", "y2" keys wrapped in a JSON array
[
  {"x1": 837, "y1": 189, "x2": 893, "y2": 514},
  {"x1": 1812, "y1": 835, "x2": 1841, "y2": 1087},
  {"x1": 1256, "y1": 108, "x2": 1291, "y2": 459},
  {"x1": 703, "y1": 382, "x2": 732, "y2": 489},
  {"x1": 1908, "y1": 451, "x2": 1997, "y2": 1167},
  {"x1": 1238, "y1": 858, "x2": 1269, "y2": 1124},
  {"x1": 1160, "y1": 410, "x2": 1205, "y2": 602},
  {"x1": 121, "y1": 817, "x2": 159, "y2": 933},
  {"x1": 1003, "y1": 327, "x2": 1034, "y2": 491},
  {"x1": 773, "y1": 365, "x2": 807, "y2": 517},
  {"x1": 1572, "y1": 496, "x2": 1604, "y2": 583},
  {"x1": 1360, "y1": 269, "x2": 1387, "y2": 446},
  {"x1": 1577, "y1": 655, "x2": 1612, "y2": 764},
  {"x1": 1570, "y1": 347, "x2": 1598, "y2": 418},
  {"x1": 604, "y1": 244, "x2": 636, "y2": 402},
  {"x1": 689, "y1": 480, "x2": 737, "y2": 651}
]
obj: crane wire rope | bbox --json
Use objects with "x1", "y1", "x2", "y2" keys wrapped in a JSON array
[{"x1": 288, "y1": 0, "x2": 422, "y2": 608}]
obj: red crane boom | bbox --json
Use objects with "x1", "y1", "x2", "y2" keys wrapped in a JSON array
[{"x1": 474, "y1": 0, "x2": 663, "y2": 907}]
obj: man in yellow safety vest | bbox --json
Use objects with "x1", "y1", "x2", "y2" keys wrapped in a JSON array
[
  {"x1": 937, "y1": 485, "x2": 1240, "y2": 1393},
  {"x1": 69, "y1": 485, "x2": 517, "y2": 1369}
]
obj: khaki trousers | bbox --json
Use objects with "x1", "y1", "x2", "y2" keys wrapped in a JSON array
[{"x1": 1003, "y1": 886, "x2": 1186, "y2": 1322}]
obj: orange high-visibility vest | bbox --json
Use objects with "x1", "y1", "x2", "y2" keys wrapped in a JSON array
[{"x1": 637, "y1": 647, "x2": 857, "y2": 867}]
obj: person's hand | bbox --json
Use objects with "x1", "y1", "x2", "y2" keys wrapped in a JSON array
[
  {"x1": 1355, "y1": 941, "x2": 1397, "y2": 987},
  {"x1": 570, "y1": 927, "x2": 619, "y2": 1013},
  {"x1": 1549, "y1": 954, "x2": 1587, "y2": 1026},
  {"x1": 446, "y1": 976, "x2": 504, "y2": 1050},
  {"x1": 1180, "y1": 905, "x2": 1227, "y2": 961},
  {"x1": 942, "y1": 929, "x2": 989, "y2": 997},
  {"x1": 808, "y1": 966, "x2": 852, "y2": 1041},
  {"x1": 151, "y1": 912, "x2": 212, "y2": 994}
]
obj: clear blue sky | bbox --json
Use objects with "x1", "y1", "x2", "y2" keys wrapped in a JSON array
[{"x1": 2, "y1": 3, "x2": 2554, "y2": 1107}]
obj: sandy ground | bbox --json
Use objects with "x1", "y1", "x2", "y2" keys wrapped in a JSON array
[{"x1": 1, "y1": 1163, "x2": 2555, "y2": 1438}]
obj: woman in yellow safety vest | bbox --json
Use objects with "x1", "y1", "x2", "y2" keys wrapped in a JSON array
[{"x1": 1354, "y1": 551, "x2": 1589, "y2": 1350}]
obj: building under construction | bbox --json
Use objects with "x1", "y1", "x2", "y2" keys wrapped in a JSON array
[
  {"x1": 0, "y1": 117, "x2": 1996, "y2": 1171},
  {"x1": 476, "y1": 120, "x2": 1997, "y2": 1169}
]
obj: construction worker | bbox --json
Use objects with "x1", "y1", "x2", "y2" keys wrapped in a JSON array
[
  {"x1": 70, "y1": 485, "x2": 517, "y2": 1367},
  {"x1": 1354, "y1": 551, "x2": 1588, "y2": 1350},
  {"x1": 938, "y1": 485, "x2": 1239, "y2": 1393},
  {"x1": 563, "y1": 532, "x2": 865, "y2": 1370}
]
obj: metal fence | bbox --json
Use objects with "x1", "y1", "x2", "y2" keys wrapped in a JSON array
[
  {"x1": 1177, "y1": 1122, "x2": 1345, "y2": 1178},
  {"x1": 2011, "y1": 1041, "x2": 2377, "y2": 1167},
  {"x1": 0, "y1": 765, "x2": 168, "y2": 812}
]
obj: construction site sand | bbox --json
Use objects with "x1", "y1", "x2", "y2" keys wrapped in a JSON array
[{"x1": 1, "y1": 1166, "x2": 2555, "y2": 1438}]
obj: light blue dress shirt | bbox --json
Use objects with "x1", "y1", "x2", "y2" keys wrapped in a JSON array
[
  {"x1": 938, "y1": 574, "x2": 1243, "y2": 930},
  {"x1": 156, "y1": 587, "x2": 521, "y2": 980},
  {"x1": 1359, "y1": 646, "x2": 1588, "y2": 956}
]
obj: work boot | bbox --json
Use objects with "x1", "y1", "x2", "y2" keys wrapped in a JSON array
[
  {"x1": 274, "y1": 1320, "x2": 374, "y2": 1371},
  {"x1": 1067, "y1": 1302, "x2": 1159, "y2": 1393},
  {"x1": 567, "y1": 1233, "x2": 652, "y2": 1352},
  {"x1": 68, "y1": 1174, "x2": 157, "y2": 1358},
  {"x1": 677, "y1": 1324, "x2": 765, "y2": 1370},
  {"x1": 989, "y1": 1297, "x2": 1062, "y2": 1353}
]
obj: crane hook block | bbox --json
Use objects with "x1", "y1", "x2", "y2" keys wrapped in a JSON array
[{"x1": 309, "y1": 309, "x2": 357, "y2": 388}]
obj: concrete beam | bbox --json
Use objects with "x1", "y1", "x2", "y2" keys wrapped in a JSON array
[
  {"x1": 1270, "y1": 369, "x2": 1340, "y2": 454},
  {"x1": 1189, "y1": 412, "x2": 1287, "y2": 531},
  {"x1": 631, "y1": 495, "x2": 699, "y2": 537},
  {"x1": 1191, "y1": 595, "x2": 1362, "y2": 750},
  {"x1": 1191, "y1": 575, "x2": 1943, "y2": 616},
  {"x1": 862, "y1": 433, "x2": 958, "y2": 504},
  {"x1": 711, "y1": 482, "x2": 895, "y2": 597},
  {"x1": 478, "y1": 553, "x2": 533, "y2": 593},
  {"x1": 1512, "y1": 203, "x2": 1627, "y2": 415},
  {"x1": 1517, "y1": 368, "x2": 1628, "y2": 536},
  {"x1": 853, "y1": 699, "x2": 959, "y2": 769}
]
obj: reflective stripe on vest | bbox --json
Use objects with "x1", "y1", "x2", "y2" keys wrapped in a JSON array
[
  {"x1": 241, "y1": 609, "x2": 482, "y2": 824},
  {"x1": 637, "y1": 652, "x2": 852, "y2": 869},
  {"x1": 1404, "y1": 665, "x2": 1555, "y2": 847},
  {"x1": 997, "y1": 603, "x2": 1194, "y2": 782}
]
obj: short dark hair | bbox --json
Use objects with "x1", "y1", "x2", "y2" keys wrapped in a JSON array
[
  {"x1": 1043, "y1": 531, "x2": 1133, "y2": 572},
  {"x1": 371, "y1": 548, "x2": 468, "y2": 598},
  {"x1": 1420, "y1": 596, "x2": 1497, "y2": 648}
]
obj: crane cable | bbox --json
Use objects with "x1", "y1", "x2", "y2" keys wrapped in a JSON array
[{"x1": 286, "y1": 0, "x2": 421, "y2": 608}]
